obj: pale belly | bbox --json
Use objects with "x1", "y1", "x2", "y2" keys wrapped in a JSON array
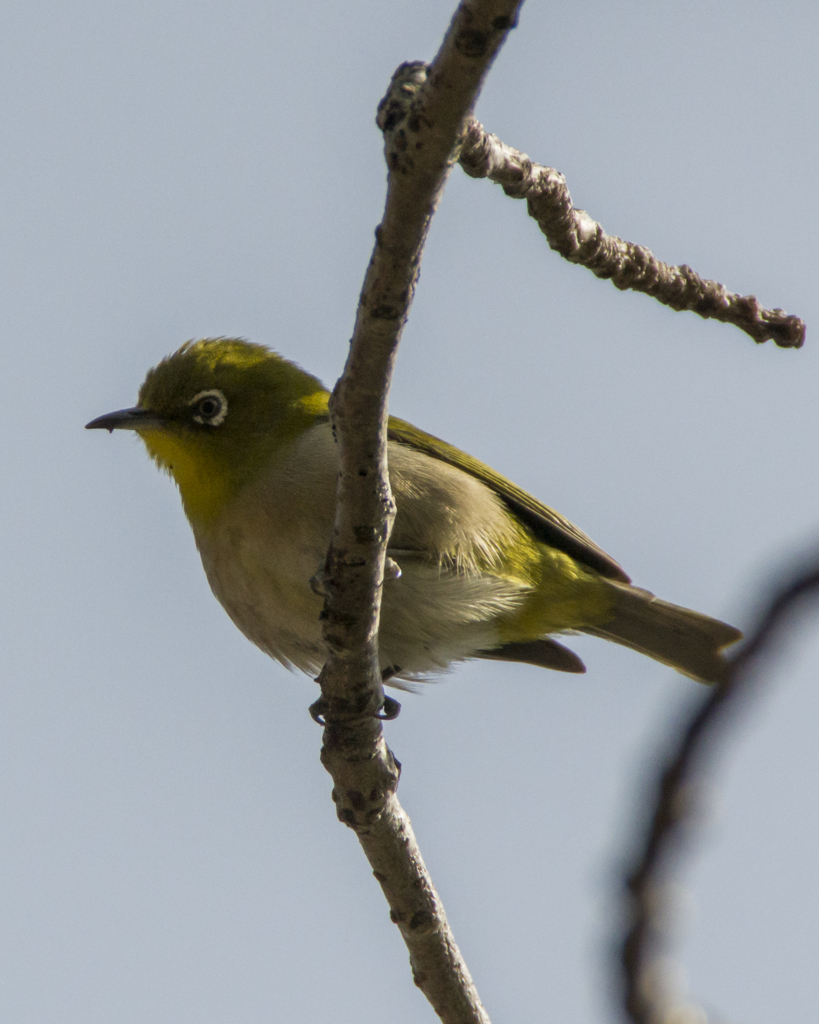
[
  {"x1": 197, "y1": 516, "x2": 528, "y2": 679},
  {"x1": 192, "y1": 425, "x2": 531, "y2": 680}
]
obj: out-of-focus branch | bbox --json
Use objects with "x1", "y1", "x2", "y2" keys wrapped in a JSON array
[
  {"x1": 620, "y1": 559, "x2": 819, "y2": 1024},
  {"x1": 460, "y1": 118, "x2": 806, "y2": 348},
  {"x1": 316, "y1": 2, "x2": 524, "y2": 1021}
]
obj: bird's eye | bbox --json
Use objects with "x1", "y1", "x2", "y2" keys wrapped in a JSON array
[
  {"x1": 198, "y1": 396, "x2": 220, "y2": 418},
  {"x1": 190, "y1": 389, "x2": 228, "y2": 426}
]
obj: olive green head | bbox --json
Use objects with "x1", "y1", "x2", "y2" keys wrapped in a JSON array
[{"x1": 87, "y1": 338, "x2": 330, "y2": 524}]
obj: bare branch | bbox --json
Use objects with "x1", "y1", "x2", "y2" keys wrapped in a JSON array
[
  {"x1": 316, "y1": 2, "x2": 524, "y2": 1020},
  {"x1": 460, "y1": 118, "x2": 806, "y2": 348},
  {"x1": 620, "y1": 559, "x2": 819, "y2": 1023}
]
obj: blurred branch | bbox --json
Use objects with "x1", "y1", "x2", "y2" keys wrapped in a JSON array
[
  {"x1": 620, "y1": 559, "x2": 819, "y2": 1023},
  {"x1": 316, "y1": 2, "x2": 524, "y2": 1021},
  {"x1": 459, "y1": 118, "x2": 806, "y2": 348}
]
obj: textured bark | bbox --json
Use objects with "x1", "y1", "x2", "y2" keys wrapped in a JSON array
[
  {"x1": 460, "y1": 117, "x2": 805, "y2": 348},
  {"x1": 316, "y1": 3, "x2": 524, "y2": 1021}
]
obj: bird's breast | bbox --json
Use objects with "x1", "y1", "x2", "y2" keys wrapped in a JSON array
[
  {"x1": 192, "y1": 426, "x2": 338, "y2": 672},
  {"x1": 188, "y1": 422, "x2": 541, "y2": 678}
]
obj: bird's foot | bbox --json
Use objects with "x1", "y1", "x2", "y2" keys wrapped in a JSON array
[
  {"x1": 308, "y1": 696, "x2": 328, "y2": 724},
  {"x1": 376, "y1": 695, "x2": 402, "y2": 720},
  {"x1": 384, "y1": 557, "x2": 402, "y2": 581},
  {"x1": 308, "y1": 693, "x2": 401, "y2": 724}
]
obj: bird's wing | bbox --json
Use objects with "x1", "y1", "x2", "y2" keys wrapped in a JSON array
[{"x1": 387, "y1": 417, "x2": 630, "y2": 583}]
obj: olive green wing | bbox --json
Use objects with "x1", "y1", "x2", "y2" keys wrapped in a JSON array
[{"x1": 387, "y1": 417, "x2": 630, "y2": 583}]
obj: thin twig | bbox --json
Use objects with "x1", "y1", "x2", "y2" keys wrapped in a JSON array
[
  {"x1": 316, "y1": 2, "x2": 524, "y2": 1021},
  {"x1": 459, "y1": 117, "x2": 805, "y2": 348},
  {"x1": 620, "y1": 559, "x2": 819, "y2": 1023}
]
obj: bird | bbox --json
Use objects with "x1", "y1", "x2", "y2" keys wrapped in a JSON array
[{"x1": 87, "y1": 338, "x2": 741, "y2": 686}]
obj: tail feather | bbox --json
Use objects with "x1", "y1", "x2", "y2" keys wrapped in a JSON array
[
  {"x1": 479, "y1": 638, "x2": 586, "y2": 673},
  {"x1": 582, "y1": 581, "x2": 742, "y2": 684}
]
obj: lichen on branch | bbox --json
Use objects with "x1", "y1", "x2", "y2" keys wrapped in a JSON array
[{"x1": 459, "y1": 117, "x2": 805, "y2": 347}]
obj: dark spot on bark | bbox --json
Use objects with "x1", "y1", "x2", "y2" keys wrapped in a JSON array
[
  {"x1": 379, "y1": 104, "x2": 405, "y2": 132},
  {"x1": 328, "y1": 608, "x2": 357, "y2": 627},
  {"x1": 370, "y1": 304, "x2": 400, "y2": 320},
  {"x1": 409, "y1": 910, "x2": 431, "y2": 930},
  {"x1": 456, "y1": 29, "x2": 489, "y2": 57},
  {"x1": 347, "y1": 789, "x2": 366, "y2": 811},
  {"x1": 373, "y1": 870, "x2": 387, "y2": 883},
  {"x1": 492, "y1": 14, "x2": 516, "y2": 30}
]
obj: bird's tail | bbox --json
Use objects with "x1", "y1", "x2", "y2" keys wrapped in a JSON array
[{"x1": 582, "y1": 580, "x2": 742, "y2": 684}]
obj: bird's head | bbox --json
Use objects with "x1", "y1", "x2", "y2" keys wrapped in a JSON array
[{"x1": 87, "y1": 338, "x2": 329, "y2": 525}]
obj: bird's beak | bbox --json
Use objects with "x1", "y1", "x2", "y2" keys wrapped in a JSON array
[{"x1": 85, "y1": 407, "x2": 166, "y2": 433}]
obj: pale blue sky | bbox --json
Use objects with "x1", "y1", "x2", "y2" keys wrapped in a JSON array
[{"x1": 2, "y1": 2, "x2": 817, "y2": 1021}]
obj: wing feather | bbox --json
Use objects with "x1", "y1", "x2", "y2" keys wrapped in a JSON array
[{"x1": 387, "y1": 417, "x2": 630, "y2": 583}]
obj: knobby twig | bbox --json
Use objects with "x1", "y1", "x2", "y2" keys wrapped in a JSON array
[
  {"x1": 316, "y1": 2, "x2": 524, "y2": 1021},
  {"x1": 459, "y1": 118, "x2": 805, "y2": 348},
  {"x1": 621, "y1": 559, "x2": 819, "y2": 1023}
]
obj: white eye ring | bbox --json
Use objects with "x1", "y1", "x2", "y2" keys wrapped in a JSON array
[{"x1": 190, "y1": 389, "x2": 228, "y2": 426}]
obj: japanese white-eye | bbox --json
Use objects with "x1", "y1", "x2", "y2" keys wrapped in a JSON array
[{"x1": 87, "y1": 338, "x2": 741, "y2": 684}]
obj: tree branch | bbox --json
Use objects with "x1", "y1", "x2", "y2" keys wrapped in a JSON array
[
  {"x1": 316, "y1": 2, "x2": 524, "y2": 1020},
  {"x1": 620, "y1": 559, "x2": 819, "y2": 1023},
  {"x1": 459, "y1": 118, "x2": 806, "y2": 348}
]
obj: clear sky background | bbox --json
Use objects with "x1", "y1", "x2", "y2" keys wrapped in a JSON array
[{"x1": 2, "y1": 2, "x2": 817, "y2": 1021}]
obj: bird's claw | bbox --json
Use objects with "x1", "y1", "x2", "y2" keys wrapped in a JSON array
[
  {"x1": 308, "y1": 694, "x2": 401, "y2": 723},
  {"x1": 384, "y1": 557, "x2": 402, "y2": 581},
  {"x1": 308, "y1": 696, "x2": 328, "y2": 724},
  {"x1": 376, "y1": 695, "x2": 402, "y2": 720}
]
